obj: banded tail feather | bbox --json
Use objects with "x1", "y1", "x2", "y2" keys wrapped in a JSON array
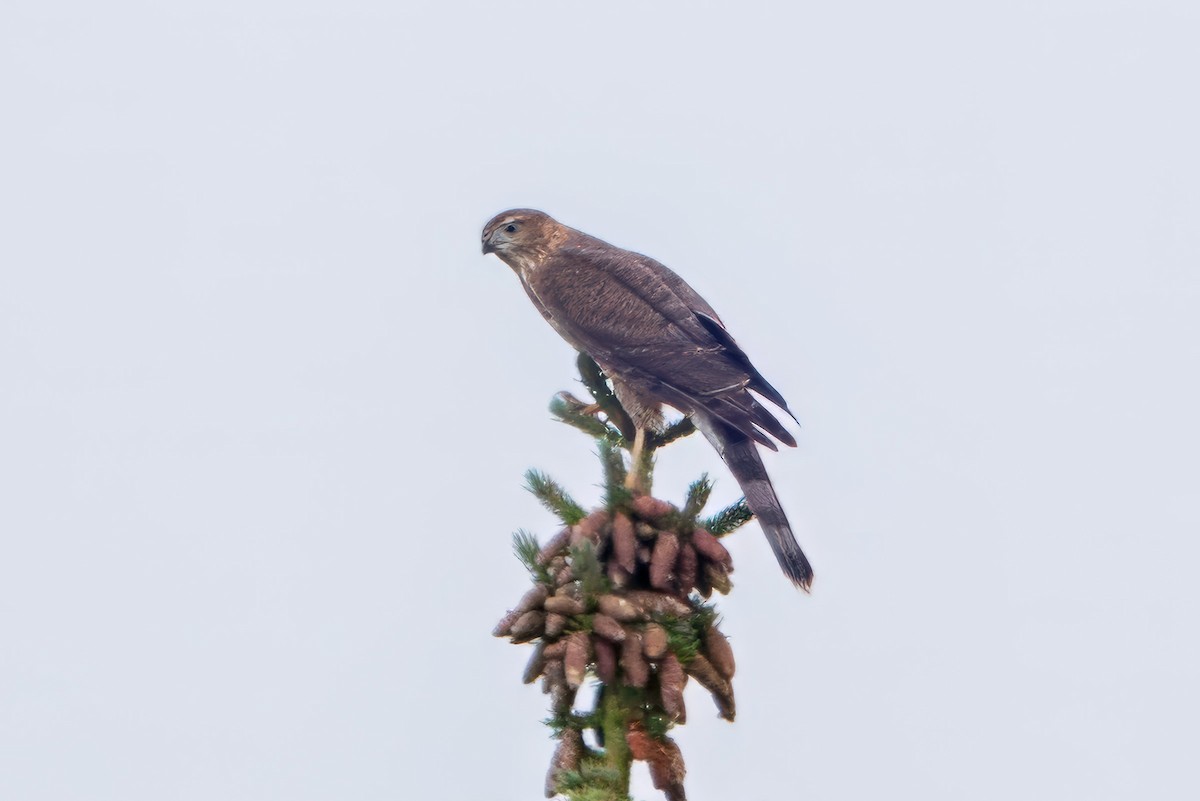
[{"x1": 694, "y1": 412, "x2": 813, "y2": 591}]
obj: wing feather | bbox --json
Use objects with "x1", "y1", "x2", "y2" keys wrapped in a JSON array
[{"x1": 527, "y1": 241, "x2": 795, "y2": 447}]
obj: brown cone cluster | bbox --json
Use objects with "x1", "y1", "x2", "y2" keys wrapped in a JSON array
[
  {"x1": 569, "y1": 498, "x2": 736, "y2": 599},
  {"x1": 495, "y1": 495, "x2": 741, "y2": 800}
]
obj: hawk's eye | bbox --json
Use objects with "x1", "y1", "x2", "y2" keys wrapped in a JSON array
[{"x1": 504, "y1": 223, "x2": 517, "y2": 234}]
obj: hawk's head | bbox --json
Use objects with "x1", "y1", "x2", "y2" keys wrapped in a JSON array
[{"x1": 481, "y1": 209, "x2": 557, "y2": 263}]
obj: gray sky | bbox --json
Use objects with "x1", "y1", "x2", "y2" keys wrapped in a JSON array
[{"x1": 2, "y1": 1, "x2": 1198, "y2": 799}]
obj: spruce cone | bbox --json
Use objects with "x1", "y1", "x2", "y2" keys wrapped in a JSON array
[
  {"x1": 703, "y1": 625, "x2": 736, "y2": 679},
  {"x1": 612, "y1": 512, "x2": 637, "y2": 573},
  {"x1": 685, "y1": 653, "x2": 735, "y2": 721},
  {"x1": 689, "y1": 527, "x2": 732, "y2": 570},
  {"x1": 537, "y1": 528, "x2": 571, "y2": 565},
  {"x1": 509, "y1": 610, "x2": 546, "y2": 643},
  {"x1": 493, "y1": 608, "x2": 523, "y2": 638},
  {"x1": 607, "y1": 558, "x2": 632, "y2": 588},
  {"x1": 626, "y1": 590, "x2": 692, "y2": 618},
  {"x1": 518, "y1": 583, "x2": 551, "y2": 612},
  {"x1": 541, "y1": 657, "x2": 564, "y2": 696},
  {"x1": 494, "y1": 584, "x2": 550, "y2": 637},
  {"x1": 523, "y1": 642, "x2": 547, "y2": 684},
  {"x1": 631, "y1": 495, "x2": 675, "y2": 521},
  {"x1": 650, "y1": 532, "x2": 680, "y2": 591},
  {"x1": 544, "y1": 595, "x2": 585, "y2": 616},
  {"x1": 642, "y1": 623, "x2": 669, "y2": 661},
  {"x1": 592, "y1": 613, "x2": 627, "y2": 643},
  {"x1": 624, "y1": 723, "x2": 654, "y2": 761},
  {"x1": 704, "y1": 561, "x2": 733, "y2": 596},
  {"x1": 695, "y1": 563, "x2": 712, "y2": 598},
  {"x1": 593, "y1": 636, "x2": 618, "y2": 684},
  {"x1": 576, "y1": 509, "x2": 610, "y2": 542},
  {"x1": 545, "y1": 728, "x2": 584, "y2": 798},
  {"x1": 564, "y1": 631, "x2": 590, "y2": 689},
  {"x1": 549, "y1": 677, "x2": 576, "y2": 715},
  {"x1": 597, "y1": 594, "x2": 642, "y2": 623},
  {"x1": 659, "y1": 652, "x2": 687, "y2": 723},
  {"x1": 620, "y1": 629, "x2": 650, "y2": 687},
  {"x1": 651, "y1": 737, "x2": 688, "y2": 801},
  {"x1": 544, "y1": 612, "x2": 568, "y2": 639},
  {"x1": 626, "y1": 725, "x2": 687, "y2": 800},
  {"x1": 675, "y1": 542, "x2": 699, "y2": 595}
]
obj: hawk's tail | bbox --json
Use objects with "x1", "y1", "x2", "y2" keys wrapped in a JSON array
[{"x1": 694, "y1": 412, "x2": 814, "y2": 591}]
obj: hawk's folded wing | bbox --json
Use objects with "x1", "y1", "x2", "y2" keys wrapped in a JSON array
[{"x1": 527, "y1": 245, "x2": 795, "y2": 449}]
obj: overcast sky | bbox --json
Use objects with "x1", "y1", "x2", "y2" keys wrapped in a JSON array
[{"x1": 2, "y1": 2, "x2": 1198, "y2": 799}]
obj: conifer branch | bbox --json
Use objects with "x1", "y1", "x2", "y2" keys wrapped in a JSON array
[
  {"x1": 576, "y1": 354, "x2": 635, "y2": 441},
  {"x1": 659, "y1": 603, "x2": 718, "y2": 664},
  {"x1": 680, "y1": 474, "x2": 713, "y2": 525},
  {"x1": 647, "y1": 417, "x2": 696, "y2": 449},
  {"x1": 599, "y1": 685, "x2": 633, "y2": 798},
  {"x1": 525, "y1": 469, "x2": 587, "y2": 526},
  {"x1": 550, "y1": 392, "x2": 624, "y2": 443},
  {"x1": 700, "y1": 497, "x2": 755, "y2": 537},
  {"x1": 568, "y1": 541, "x2": 608, "y2": 602},
  {"x1": 597, "y1": 439, "x2": 631, "y2": 511},
  {"x1": 513, "y1": 529, "x2": 553, "y2": 585}
]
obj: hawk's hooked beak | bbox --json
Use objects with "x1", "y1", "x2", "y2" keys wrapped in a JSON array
[{"x1": 482, "y1": 228, "x2": 498, "y2": 254}]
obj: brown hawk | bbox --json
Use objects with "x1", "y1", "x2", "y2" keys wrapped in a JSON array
[{"x1": 482, "y1": 209, "x2": 813, "y2": 590}]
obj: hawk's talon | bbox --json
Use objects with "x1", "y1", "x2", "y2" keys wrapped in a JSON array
[{"x1": 554, "y1": 391, "x2": 605, "y2": 419}]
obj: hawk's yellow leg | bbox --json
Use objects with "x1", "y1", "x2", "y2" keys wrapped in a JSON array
[{"x1": 624, "y1": 427, "x2": 647, "y2": 492}]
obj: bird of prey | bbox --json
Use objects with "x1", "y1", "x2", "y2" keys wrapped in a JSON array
[{"x1": 482, "y1": 209, "x2": 813, "y2": 590}]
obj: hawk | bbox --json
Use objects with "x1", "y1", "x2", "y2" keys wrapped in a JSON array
[{"x1": 482, "y1": 209, "x2": 813, "y2": 590}]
